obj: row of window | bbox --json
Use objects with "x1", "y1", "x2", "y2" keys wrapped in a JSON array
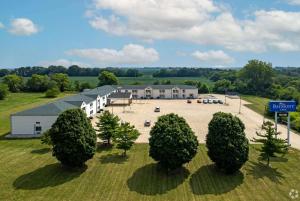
[{"x1": 128, "y1": 89, "x2": 186, "y2": 94}]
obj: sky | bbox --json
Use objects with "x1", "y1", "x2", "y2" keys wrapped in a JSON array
[{"x1": 1, "y1": 0, "x2": 300, "y2": 68}]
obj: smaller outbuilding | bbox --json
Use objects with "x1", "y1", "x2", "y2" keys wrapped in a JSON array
[{"x1": 108, "y1": 92, "x2": 132, "y2": 106}]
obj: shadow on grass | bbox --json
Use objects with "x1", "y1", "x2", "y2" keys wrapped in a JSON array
[
  {"x1": 13, "y1": 163, "x2": 87, "y2": 190},
  {"x1": 97, "y1": 143, "x2": 114, "y2": 153},
  {"x1": 99, "y1": 153, "x2": 129, "y2": 164},
  {"x1": 127, "y1": 163, "x2": 190, "y2": 195},
  {"x1": 190, "y1": 164, "x2": 244, "y2": 195},
  {"x1": 31, "y1": 148, "x2": 51, "y2": 154},
  {"x1": 245, "y1": 161, "x2": 285, "y2": 184}
]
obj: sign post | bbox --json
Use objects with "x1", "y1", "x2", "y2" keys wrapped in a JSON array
[{"x1": 269, "y1": 101, "x2": 297, "y2": 145}]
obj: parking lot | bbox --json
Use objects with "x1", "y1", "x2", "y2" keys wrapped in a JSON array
[{"x1": 92, "y1": 94, "x2": 300, "y2": 149}]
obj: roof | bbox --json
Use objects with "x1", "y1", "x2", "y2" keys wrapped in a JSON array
[
  {"x1": 118, "y1": 85, "x2": 197, "y2": 90},
  {"x1": 82, "y1": 85, "x2": 116, "y2": 96},
  {"x1": 108, "y1": 92, "x2": 132, "y2": 99}
]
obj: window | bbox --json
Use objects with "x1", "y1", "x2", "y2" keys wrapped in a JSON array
[
  {"x1": 90, "y1": 103, "x2": 93, "y2": 107},
  {"x1": 125, "y1": 90, "x2": 128, "y2": 93},
  {"x1": 35, "y1": 126, "x2": 42, "y2": 131},
  {"x1": 173, "y1": 90, "x2": 179, "y2": 93},
  {"x1": 90, "y1": 110, "x2": 93, "y2": 115},
  {"x1": 182, "y1": 89, "x2": 185, "y2": 93},
  {"x1": 102, "y1": 97, "x2": 105, "y2": 100},
  {"x1": 146, "y1": 90, "x2": 151, "y2": 93},
  {"x1": 36, "y1": 122, "x2": 40, "y2": 124},
  {"x1": 159, "y1": 89, "x2": 165, "y2": 93},
  {"x1": 132, "y1": 90, "x2": 138, "y2": 93},
  {"x1": 82, "y1": 107, "x2": 86, "y2": 111}
]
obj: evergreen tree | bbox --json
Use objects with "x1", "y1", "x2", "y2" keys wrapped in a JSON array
[{"x1": 252, "y1": 121, "x2": 289, "y2": 166}]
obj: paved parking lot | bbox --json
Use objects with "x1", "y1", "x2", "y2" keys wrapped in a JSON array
[{"x1": 92, "y1": 94, "x2": 300, "y2": 149}]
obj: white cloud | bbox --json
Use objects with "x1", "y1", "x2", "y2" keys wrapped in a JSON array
[
  {"x1": 0, "y1": 22, "x2": 4, "y2": 29},
  {"x1": 87, "y1": 0, "x2": 300, "y2": 52},
  {"x1": 286, "y1": 0, "x2": 300, "y2": 5},
  {"x1": 192, "y1": 50, "x2": 234, "y2": 64},
  {"x1": 67, "y1": 44, "x2": 159, "y2": 65},
  {"x1": 39, "y1": 59, "x2": 89, "y2": 67},
  {"x1": 9, "y1": 18, "x2": 39, "y2": 36}
]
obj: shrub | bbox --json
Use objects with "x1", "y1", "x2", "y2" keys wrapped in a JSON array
[
  {"x1": 0, "y1": 83, "x2": 9, "y2": 100},
  {"x1": 149, "y1": 113, "x2": 199, "y2": 170},
  {"x1": 49, "y1": 109, "x2": 97, "y2": 167},
  {"x1": 45, "y1": 86, "x2": 60, "y2": 98},
  {"x1": 206, "y1": 112, "x2": 249, "y2": 174},
  {"x1": 41, "y1": 129, "x2": 52, "y2": 146}
]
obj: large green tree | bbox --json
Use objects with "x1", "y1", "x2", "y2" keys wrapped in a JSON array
[
  {"x1": 213, "y1": 79, "x2": 232, "y2": 94},
  {"x1": 2, "y1": 74, "x2": 24, "y2": 92},
  {"x1": 50, "y1": 73, "x2": 70, "y2": 92},
  {"x1": 113, "y1": 122, "x2": 140, "y2": 156},
  {"x1": 49, "y1": 109, "x2": 97, "y2": 167},
  {"x1": 149, "y1": 113, "x2": 199, "y2": 170},
  {"x1": 252, "y1": 121, "x2": 289, "y2": 166},
  {"x1": 0, "y1": 83, "x2": 9, "y2": 100},
  {"x1": 206, "y1": 112, "x2": 249, "y2": 174},
  {"x1": 239, "y1": 60, "x2": 274, "y2": 95},
  {"x1": 96, "y1": 111, "x2": 120, "y2": 145},
  {"x1": 26, "y1": 74, "x2": 49, "y2": 92},
  {"x1": 98, "y1": 71, "x2": 119, "y2": 86}
]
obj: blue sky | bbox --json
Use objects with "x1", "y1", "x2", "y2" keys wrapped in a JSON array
[{"x1": 0, "y1": 0, "x2": 300, "y2": 68}]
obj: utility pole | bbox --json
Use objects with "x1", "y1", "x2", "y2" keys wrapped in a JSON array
[{"x1": 239, "y1": 96, "x2": 242, "y2": 114}]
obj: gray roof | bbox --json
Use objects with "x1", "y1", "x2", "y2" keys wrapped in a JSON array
[
  {"x1": 108, "y1": 92, "x2": 132, "y2": 99},
  {"x1": 82, "y1": 85, "x2": 115, "y2": 96},
  {"x1": 118, "y1": 85, "x2": 197, "y2": 90}
]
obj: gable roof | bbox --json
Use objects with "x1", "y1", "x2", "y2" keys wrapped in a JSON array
[
  {"x1": 118, "y1": 85, "x2": 197, "y2": 90},
  {"x1": 108, "y1": 92, "x2": 132, "y2": 99},
  {"x1": 82, "y1": 85, "x2": 116, "y2": 96}
]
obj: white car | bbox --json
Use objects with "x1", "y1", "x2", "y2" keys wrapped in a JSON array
[
  {"x1": 208, "y1": 99, "x2": 213, "y2": 104},
  {"x1": 203, "y1": 99, "x2": 208, "y2": 104}
]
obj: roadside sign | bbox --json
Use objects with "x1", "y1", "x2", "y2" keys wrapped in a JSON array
[
  {"x1": 269, "y1": 101, "x2": 297, "y2": 112},
  {"x1": 278, "y1": 112, "x2": 288, "y2": 117}
]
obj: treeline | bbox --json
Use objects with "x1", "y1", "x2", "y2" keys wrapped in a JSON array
[
  {"x1": 0, "y1": 66, "x2": 142, "y2": 77},
  {"x1": 152, "y1": 67, "x2": 223, "y2": 77}
]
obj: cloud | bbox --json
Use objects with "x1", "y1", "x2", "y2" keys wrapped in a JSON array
[
  {"x1": 9, "y1": 18, "x2": 39, "y2": 36},
  {"x1": 87, "y1": 0, "x2": 300, "y2": 52},
  {"x1": 286, "y1": 0, "x2": 300, "y2": 5},
  {"x1": 0, "y1": 22, "x2": 4, "y2": 29},
  {"x1": 67, "y1": 44, "x2": 159, "y2": 65},
  {"x1": 192, "y1": 50, "x2": 234, "y2": 64},
  {"x1": 39, "y1": 59, "x2": 89, "y2": 67}
]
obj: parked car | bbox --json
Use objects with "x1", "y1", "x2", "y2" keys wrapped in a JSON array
[
  {"x1": 154, "y1": 107, "x2": 160, "y2": 112},
  {"x1": 144, "y1": 120, "x2": 151, "y2": 127},
  {"x1": 208, "y1": 99, "x2": 213, "y2": 104},
  {"x1": 213, "y1": 99, "x2": 218, "y2": 104},
  {"x1": 218, "y1": 100, "x2": 224, "y2": 104},
  {"x1": 203, "y1": 99, "x2": 208, "y2": 104},
  {"x1": 187, "y1": 99, "x2": 192, "y2": 103},
  {"x1": 197, "y1": 99, "x2": 202, "y2": 103}
]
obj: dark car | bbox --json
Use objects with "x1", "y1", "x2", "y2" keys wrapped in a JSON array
[
  {"x1": 213, "y1": 99, "x2": 219, "y2": 104},
  {"x1": 187, "y1": 99, "x2": 192, "y2": 103},
  {"x1": 197, "y1": 99, "x2": 202, "y2": 103}
]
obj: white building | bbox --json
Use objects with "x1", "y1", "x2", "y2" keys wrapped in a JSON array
[
  {"x1": 118, "y1": 85, "x2": 198, "y2": 99},
  {"x1": 9, "y1": 85, "x2": 115, "y2": 137}
]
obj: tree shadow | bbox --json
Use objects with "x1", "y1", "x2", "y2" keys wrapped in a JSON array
[
  {"x1": 99, "y1": 153, "x2": 129, "y2": 164},
  {"x1": 13, "y1": 163, "x2": 87, "y2": 190},
  {"x1": 245, "y1": 161, "x2": 285, "y2": 184},
  {"x1": 190, "y1": 164, "x2": 244, "y2": 195},
  {"x1": 96, "y1": 143, "x2": 113, "y2": 153},
  {"x1": 31, "y1": 148, "x2": 51, "y2": 154},
  {"x1": 127, "y1": 163, "x2": 190, "y2": 195}
]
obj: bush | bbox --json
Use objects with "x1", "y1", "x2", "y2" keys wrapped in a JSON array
[
  {"x1": 206, "y1": 112, "x2": 249, "y2": 174},
  {"x1": 0, "y1": 84, "x2": 9, "y2": 100},
  {"x1": 49, "y1": 109, "x2": 97, "y2": 167},
  {"x1": 149, "y1": 113, "x2": 199, "y2": 170},
  {"x1": 41, "y1": 129, "x2": 52, "y2": 146},
  {"x1": 45, "y1": 86, "x2": 60, "y2": 98}
]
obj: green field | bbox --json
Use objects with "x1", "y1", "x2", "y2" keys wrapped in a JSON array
[
  {"x1": 0, "y1": 93, "x2": 72, "y2": 137},
  {"x1": 69, "y1": 76, "x2": 213, "y2": 87},
  {"x1": 0, "y1": 141, "x2": 299, "y2": 201},
  {"x1": 241, "y1": 95, "x2": 270, "y2": 116}
]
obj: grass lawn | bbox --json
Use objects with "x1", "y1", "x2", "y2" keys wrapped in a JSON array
[
  {"x1": 69, "y1": 76, "x2": 213, "y2": 88},
  {"x1": 241, "y1": 95, "x2": 270, "y2": 116},
  {"x1": 0, "y1": 141, "x2": 299, "y2": 201},
  {"x1": 0, "y1": 92, "x2": 73, "y2": 137}
]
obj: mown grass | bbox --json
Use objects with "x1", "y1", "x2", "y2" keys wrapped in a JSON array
[
  {"x1": 0, "y1": 92, "x2": 72, "y2": 137},
  {"x1": 69, "y1": 76, "x2": 213, "y2": 88},
  {"x1": 0, "y1": 141, "x2": 299, "y2": 201},
  {"x1": 241, "y1": 95, "x2": 270, "y2": 116}
]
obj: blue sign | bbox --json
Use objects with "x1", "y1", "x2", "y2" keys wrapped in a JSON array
[{"x1": 269, "y1": 101, "x2": 297, "y2": 112}]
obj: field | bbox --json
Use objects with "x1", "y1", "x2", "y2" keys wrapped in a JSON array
[
  {"x1": 0, "y1": 141, "x2": 299, "y2": 201},
  {"x1": 241, "y1": 95, "x2": 270, "y2": 116},
  {"x1": 0, "y1": 93, "x2": 72, "y2": 137},
  {"x1": 69, "y1": 76, "x2": 212, "y2": 87}
]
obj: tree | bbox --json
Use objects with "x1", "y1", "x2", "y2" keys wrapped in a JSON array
[
  {"x1": 113, "y1": 122, "x2": 140, "y2": 156},
  {"x1": 96, "y1": 111, "x2": 120, "y2": 145},
  {"x1": 26, "y1": 74, "x2": 49, "y2": 92},
  {"x1": 41, "y1": 130, "x2": 52, "y2": 146},
  {"x1": 49, "y1": 109, "x2": 97, "y2": 167},
  {"x1": 239, "y1": 60, "x2": 274, "y2": 95},
  {"x1": 98, "y1": 71, "x2": 119, "y2": 86},
  {"x1": 79, "y1": 82, "x2": 92, "y2": 92},
  {"x1": 252, "y1": 121, "x2": 289, "y2": 166},
  {"x1": 198, "y1": 83, "x2": 210, "y2": 93},
  {"x1": 2, "y1": 74, "x2": 24, "y2": 92},
  {"x1": 50, "y1": 73, "x2": 70, "y2": 92},
  {"x1": 213, "y1": 79, "x2": 232, "y2": 94},
  {"x1": 0, "y1": 84, "x2": 9, "y2": 100},
  {"x1": 45, "y1": 86, "x2": 60, "y2": 98},
  {"x1": 149, "y1": 113, "x2": 199, "y2": 170},
  {"x1": 206, "y1": 112, "x2": 249, "y2": 174}
]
